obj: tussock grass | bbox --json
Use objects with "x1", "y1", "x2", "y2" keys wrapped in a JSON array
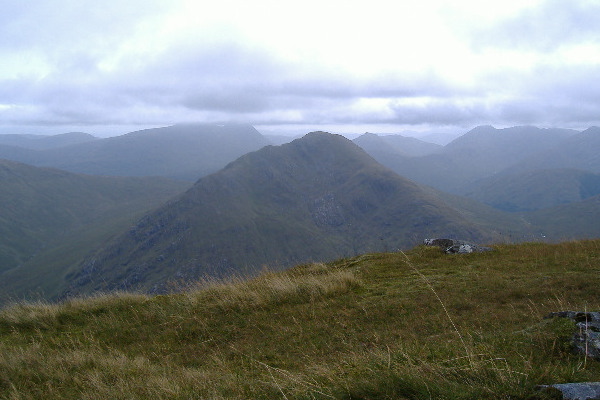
[
  {"x1": 1, "y1": 240, "x2": 600, "y2": 399},
  {"x1": 186, "y1": 263, "x2": 361, "y2": 309}
]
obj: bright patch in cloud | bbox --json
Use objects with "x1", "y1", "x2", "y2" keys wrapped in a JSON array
[{"x1": 1, "y1": 0, "x2": 599, "y2": 136}]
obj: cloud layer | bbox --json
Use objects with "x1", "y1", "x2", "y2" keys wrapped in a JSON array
[{"x1": 1, "y1": 0, "x2": 599, "y2": 136}]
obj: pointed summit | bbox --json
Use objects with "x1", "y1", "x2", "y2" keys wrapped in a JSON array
[{"x1": 67, "y1": 132, "x2": 507, "y2": 296}]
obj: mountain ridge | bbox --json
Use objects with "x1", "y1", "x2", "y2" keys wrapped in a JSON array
[
  {"x1": 0, "y1": 123, "x2": 270, "y2": 181},
  {"x1": 65, "y1": 131, "x2": 516, "y2": 297}
]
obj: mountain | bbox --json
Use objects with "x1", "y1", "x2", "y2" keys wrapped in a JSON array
[
  {"x1": 0, "y1": 123, "x2": 270, "y2": 181},
  {"x1": 463, "y1": 168, "x2": 600, "y2": 211},
  {"x1": 504, "y1": 126, "x2": 600, "y2": 175},
  {"x1": 0, "y1": 132, "x2": 97, "y2": 150},
  {"x1": 353, "y1": 132, "x2": 442, "y2": 158},
  {"x1": 363, "y1": 125, "x2": 578, "y2": 193},
  {"x1": 66, "y1": 132, "x2": 521, "y2": 296},
  {"x1": 524, "y1": 194, "x2": 600, "y2": 240},
  {"x1": 0, "y1": 159, "x2": 189, "y2": 302}
]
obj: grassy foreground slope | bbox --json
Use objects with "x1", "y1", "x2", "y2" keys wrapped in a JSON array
[{"x1": 1, "y1": 240, "x2": 599, "y2": 399}]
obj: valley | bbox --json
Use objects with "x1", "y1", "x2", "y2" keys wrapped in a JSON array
[{"x1": 0, "y1": 123, "x2": 599, "y2": 303}]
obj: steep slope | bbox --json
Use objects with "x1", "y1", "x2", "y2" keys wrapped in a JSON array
[
  {"x1": 504, "y1": 126, "x2": 600, "y2": 174},
  {"x1": 373, "y1": 125, "x2": 578, "y2": 193},
  {"x1": 0, "y1": 159, "x2": 189, "y2": 301},
  {"x1": 463, "y1": 168, "x2": 600, "y2": 211},
  {"x1": 0, "y1": 123, "x2": 270, "y2": 181},
  {"x1": 67, "y1": 132, "x2": 521, "y2": 296}
]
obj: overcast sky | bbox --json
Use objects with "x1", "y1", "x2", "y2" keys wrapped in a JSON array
[{"x1": 1, "y1": 0, "x2": 599, "y2": 137}]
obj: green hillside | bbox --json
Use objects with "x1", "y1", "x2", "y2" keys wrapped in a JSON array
[
  {"x1": 0, "y1": 159, "x2": 190, "y2": 302},
  {"x1": 524, "y1": 194, "x2": 600, "y2": 240},
  {"x1": 66, "y1": 132, "x2": 525, "y2": 297},
  {"x1": 1, "y1": 240, "x2": 599, "y2": 399},
  {"x1": 463, "y1": 169, "x2": 600, "y2": 211}
]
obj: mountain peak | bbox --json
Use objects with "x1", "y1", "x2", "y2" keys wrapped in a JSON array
[
  {"x1": 581, "y1": 126, "x2": 600, "y2": 135},
  {"x1": 66, "y1": 130, "x2": 502, "y2": 295}
]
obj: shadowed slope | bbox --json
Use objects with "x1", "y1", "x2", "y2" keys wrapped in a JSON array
[
  {"x1": 67, "y1": 132, "x2": 517, "y2": 296},
  {"x1": 0, "y1": 159, "x2": 189, "y2": 301},
  {"x1": 463, "y1": 168, "x2": 600, "y2": 211}
]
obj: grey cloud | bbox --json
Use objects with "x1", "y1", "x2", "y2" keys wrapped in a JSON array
[
  {"x1": 2, "y1": 1, "x2": 599, "y2": 135},
  {"x1": 386, "y1": 100, "x2": 488, "y2": 126},
  {"x1": 468, "y1": 0, "x2": 600, "y2": 51},
  {"x1": 0, "y1": 1, "x2": 166, "y2": 50}
]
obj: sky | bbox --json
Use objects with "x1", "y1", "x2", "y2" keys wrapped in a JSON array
[{"x1": 1, "y1": 0, "x2": 600, "y2": 138}]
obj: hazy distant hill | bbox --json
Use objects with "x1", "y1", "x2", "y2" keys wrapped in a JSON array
[
  {"x1": 503, "y1": 127, "x2": 600, "y2": 175},
  {"x1": 0, "y1": 159, "x2": 189, "y2": 301},
  {"x1": 0, "y1": 123, "x2": 270, "y2": 181},
  {"x1": 418, "y1": 131, "x2": 463, "y2": 145},
  {"x1": 264, "y1": 134, "x2": 298, "y2": 145},
  {"x1": 353, "y1": 132, "x2": 442, "y2": 158},
  {"x1": 66, "y1": 132, "x2": 517, "y2": 296},
  {"x1": 463, "y1": 169, "x2": 600, "y2": 211},
  {"x1": 0, "y1": 132, "x2": 97, "y2": 150},
  {"x1": 524, "y1": 194, "x2": 600, "y2": 240},
  {"x1": 365, "y1": 125, "x2": 578, "y2": 193}
]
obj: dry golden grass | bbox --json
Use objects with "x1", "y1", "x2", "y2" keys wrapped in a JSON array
[{"x1": 1, "y1": 240, "x2": 599, "y2": 399}]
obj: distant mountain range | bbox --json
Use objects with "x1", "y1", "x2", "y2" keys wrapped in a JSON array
[
  {"x1": 64, "y1": 132, "x2": 530, "y2": 296},
  {"x1": 0, "y1": 123, "x2": 269, "y2": 181},
  {"x1": 0, "y1": 131, "x2": 97, "y2": 150},
  {"x1": 502, "y1": 126, "x2": 600, "y2": 175},
  {"x1": 1, "y1": 123, "x2": 600, "y2": 302},
  {"x1": 358, "y1": 126, "x2": 579, "y2": 193}
]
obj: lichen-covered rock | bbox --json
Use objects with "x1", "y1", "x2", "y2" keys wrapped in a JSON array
[
  {"x1": 423, "y1": 238, "x2": 493, "y2": 254},
  {"x1": 537, "y1": 382, "x2": 600, "y2": 400},
  {"x1": 545, "y1": 311, "x2": 600, "y2": 360}
]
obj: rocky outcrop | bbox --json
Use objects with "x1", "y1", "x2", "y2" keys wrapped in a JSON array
[
  {"x1": 545, "y1": 311, "x2": 600, "y2": 360},
  {"x1": 424, "y1": 238, "x2": 493, "y2": 254},
  {"x1": 536, "y1": 382, "x2": 600, "y2": 400},
  {"x1": 536, "y1": 312, "x2": 600, "y2": 399}
]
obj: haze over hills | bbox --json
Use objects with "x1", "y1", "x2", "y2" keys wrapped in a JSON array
[
  {"x1": 543, "y1": 194, "x2": 600, "y2": 239},
  {"x1": 524, "y1": 193, "x2": 600, "y2": 241},
  {"x1": 0, "y1": 123, "x2": 270, "y2": 181},
  {"x1": 463, "y1": 168, "x2": 600, "y2": 212},
  {"x1": 503, "y1": 126, "x2": 600, "y2": 175},
  {"x1": 1, "y1": 123, "x2": 600, "y2": 302},
  {"x1": 353, "y1": 132, "x2": 442, "y2": 158},
  {"x1": 356, "y1": 125, "x2": 579, "y2": 193},
  {"x1": 0, "y1": 159, "x2": 189, "y2": 302},
  {"x1": 0, "y1": 132, "x2": 98, "y2": 150},
  {"x1": 65, "y1": 132, "x2": 525, "y2": 297}
]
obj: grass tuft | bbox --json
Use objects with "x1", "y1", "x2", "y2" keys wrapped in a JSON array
[{"x1": 1, "y1": 240, "x2": 599, "y2": 399}]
